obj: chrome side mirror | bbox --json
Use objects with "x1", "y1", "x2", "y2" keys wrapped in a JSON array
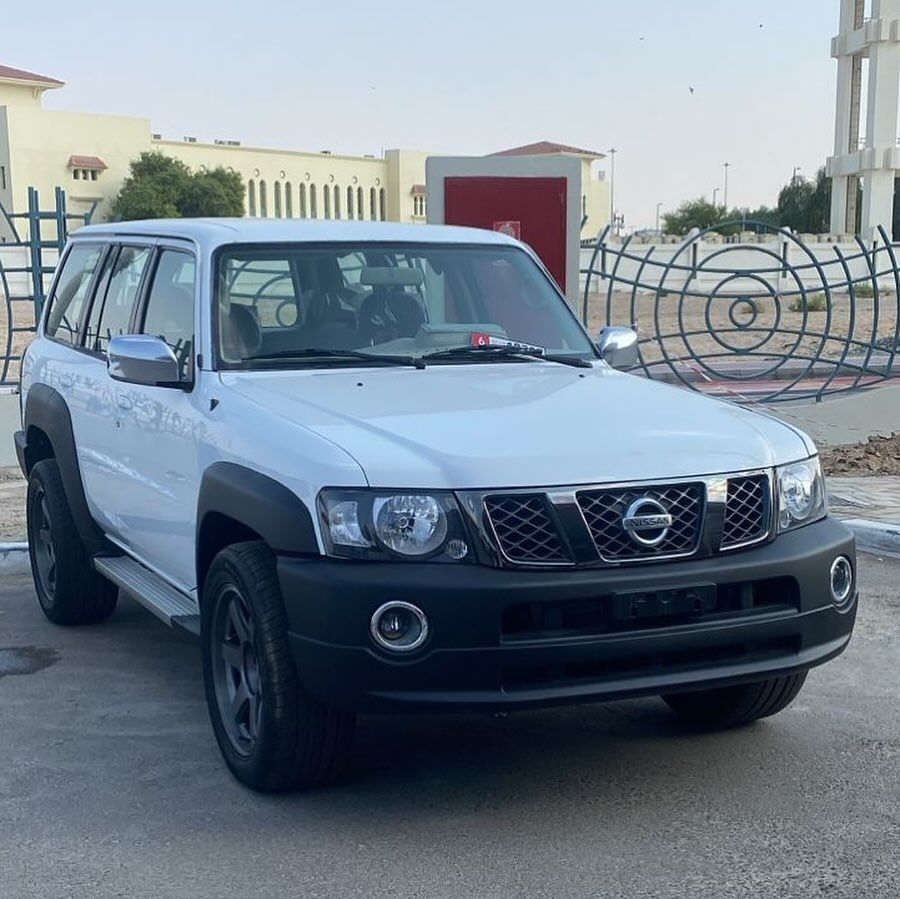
[
  {"x1": 108, "y1": 335, "x2": 182, "y2": 387},
  {"x1": 597, "y1": 326, "x2": 638, "y2": 371}
]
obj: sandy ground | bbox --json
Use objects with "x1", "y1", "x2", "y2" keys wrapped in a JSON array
[
  {"x1": 0, "y1": 466, "x2": 25, "y2": 541},
  {"x1": 583, "y1": 290, "x2": 899, "y2": 370}
]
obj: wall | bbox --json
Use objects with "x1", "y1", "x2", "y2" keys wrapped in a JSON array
[{"x1": 4, "y1": 105, "x2": 151, "y2": 226}]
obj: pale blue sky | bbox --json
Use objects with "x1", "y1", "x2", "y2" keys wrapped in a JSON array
[{"x1": 6, "y1": 0, "x2": 838, "y2": 229}]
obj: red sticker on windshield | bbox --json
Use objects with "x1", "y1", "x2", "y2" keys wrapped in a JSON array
[{"x1": 470, "y1": 332, "x2": 492, "y2": 347}]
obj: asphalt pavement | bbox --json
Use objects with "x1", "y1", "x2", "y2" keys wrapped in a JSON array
[{"x1": 0, "y1": 555, "x2": 898, "y2": 899}]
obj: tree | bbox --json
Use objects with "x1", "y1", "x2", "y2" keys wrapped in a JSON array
[
  {"x1": 661, "y1": 198, "x2": 727, "y2": 235},
  {"x1": 776, "y1": 167, "x2": 831, "y2": 233},
  {"x1": 112, "y1": 152, "x2": 244, "y2": 220}
]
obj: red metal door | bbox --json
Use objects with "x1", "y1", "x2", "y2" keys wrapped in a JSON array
[{"x1": 443, "y1": 176, "x2": 568, "y2": 292}]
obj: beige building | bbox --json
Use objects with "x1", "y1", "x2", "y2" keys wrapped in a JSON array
[{"x1": 0, "y1": 64, "x2": 609, "y2": 241}]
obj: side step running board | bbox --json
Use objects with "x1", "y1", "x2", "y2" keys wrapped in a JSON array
[{"x1": 94, "y1": 555, "x2": 200, "y2": 637}]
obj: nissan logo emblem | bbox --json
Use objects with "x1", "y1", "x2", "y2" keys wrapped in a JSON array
[{"x1": 622, "y1": 497, "x2": 673, "y2": 547}]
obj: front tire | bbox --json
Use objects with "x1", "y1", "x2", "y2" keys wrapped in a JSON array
[
  {"x1": 202, "y1": 541, "x2": 355, "y2": 792},
  {"x1": 663, "y1": 671, "x2": 808, "y2": 728},
  {"x1": 26, "y1": 458, "x2": 117, "y2": 626}
]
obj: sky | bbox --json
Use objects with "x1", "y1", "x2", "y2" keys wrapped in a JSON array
[{"x1": 5, "y1": 0, "x2": 840, "y2": 230}]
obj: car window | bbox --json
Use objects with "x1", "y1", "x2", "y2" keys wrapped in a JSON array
[
  {"x1": 141, "y1": 250, "x2": 196, "y2": 381},
  {"x1": 216, "y1": 243, "x2": 595, "y2": 366},
  {"x1": 93, "y1": 246, "x2": 152, "y2": 354},
  {"x1": 44, "y1": 244, "x2": 104, "y2": 344}
]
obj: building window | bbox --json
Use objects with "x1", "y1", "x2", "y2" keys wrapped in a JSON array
[
  {"x1": 370, "y1": 187, "x2": 377, "y2": 221},
  {"x1": 310, "y1": 184, "x2": 318, "y2": 218},
  {"x1": 285, "y1": 182, "x2": 293, "y2": 217},
  {"x1": 299, "y1": 183, "x2": 308, "y2": 218},
  {"x1": 274, "y1": 181, "x2": 283, "y2": 218},
  {"x1": 248, "y1": 179, "x2": 257, "y2": 217},
  {"x1": 90, "y1": 170, "x2": 97, "y2": 181},
  {"x1": 72, "y1": 169, "x2": 80, "y2": 180},
  {"x1": 357, "y1": 186, "x2": 364, "y2": 220},
  {"x1": 259, "y1": 180, "x2": 268, "y2": 217},
  {"x1": 324, "y1": 185, "x2": 331, "y2": 219},
  {"x1": 379, "y1": 188, "x2": 387, "y2": 221},
  {"x1": 0, "y1": 165, "x2": 5, "y2": 191},
  {"x1": 412, "y1": 195, "x2": 426, "y2": 217},
  {"x1": 346, "y1": 185, "x2": 354, "y2": 220}
]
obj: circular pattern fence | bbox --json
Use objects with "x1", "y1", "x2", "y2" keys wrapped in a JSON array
[{"x1": 581, "y1": 221, "x2": 900, "y2": 403}]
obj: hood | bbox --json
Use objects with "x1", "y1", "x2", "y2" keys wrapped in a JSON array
[{"x1": 221, "y1": 364, "x2": 812, "y2": 489}]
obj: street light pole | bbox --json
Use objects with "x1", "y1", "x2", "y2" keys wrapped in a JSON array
[
  {"x1": 723, "y1": 162, "x2": 731, "y2": 211},
  {"x1": 608, "y1": 148, "x2": 617, "y2": 230}
]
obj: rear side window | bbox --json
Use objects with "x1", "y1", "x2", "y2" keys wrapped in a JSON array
[
  {"x1": 44, "y1": 244, "x2": 104, "y2": 344},
  {"x1": 141, "y1": 250, "x2": 196, "y2": 381},
  {"x1": 93, "y1": 246, "x2": 152, "y2": 354}
]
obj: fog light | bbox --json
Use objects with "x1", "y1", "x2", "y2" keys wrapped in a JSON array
[
  {"x1": 830, "y1": 556, "x2": 854, "y2": 606},
  {"x1": 370, "y1": 602, "x2": 428, "y2": 652}
]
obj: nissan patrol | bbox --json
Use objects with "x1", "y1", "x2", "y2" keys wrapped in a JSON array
[{"x1": 15, "y1": 219, "x2": 857, "y2": 792}]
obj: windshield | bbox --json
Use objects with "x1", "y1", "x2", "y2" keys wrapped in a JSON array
[{"x1": 215, "y1": 242, "x2": 596, "y2": 368}]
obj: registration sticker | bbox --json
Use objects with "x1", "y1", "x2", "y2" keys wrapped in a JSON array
[{"x1": 469, "y1": 332, "x2": 545, "y2": 354}]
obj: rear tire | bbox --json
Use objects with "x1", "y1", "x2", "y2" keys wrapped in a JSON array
[
  {"x1": 26, "y1": 458, "x2": 117, "y2": 626},
  {"x1": 662, "y1": 671, "x2": 808, "y2": 728},
  {"x1": 202, "y1": 541, "x2": 355, "y2": 792}
]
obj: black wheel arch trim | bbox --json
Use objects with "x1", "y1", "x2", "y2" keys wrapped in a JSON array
[
  {"x1": 196, "y1": 462, "x2": 320, "y2": 586},
  {"x1": 20, "y1": 384, "x2": 107, "y2": 552}
]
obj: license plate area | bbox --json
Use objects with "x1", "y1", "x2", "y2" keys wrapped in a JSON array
[{"x1": 610, "y1": 585, "x2": 718, "y2": 623}]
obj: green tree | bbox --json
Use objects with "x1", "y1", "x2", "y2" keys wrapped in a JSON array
[
  {"x1": 112, "y1": 152, "x2": 244, "y2": 220},
  {"x1": 776, "y1": 168, "x2": 831, "y2": 233},
  {"x1": 661, "y1": 198, "x2": 726, "y2": 235},
  {"x1": 179, "y1": 168, "x2": 245, "y2": 217}
]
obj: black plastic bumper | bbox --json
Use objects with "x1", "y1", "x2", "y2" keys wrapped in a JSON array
[
  {"x1": 13, "y1": 430, "x2": 27, "y2": 477},
  {"x1": 280, "y1": 517, "x2": 857, "y2": 712}
]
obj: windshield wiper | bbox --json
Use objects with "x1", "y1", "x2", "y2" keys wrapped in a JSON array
[
  {"x1": 419, "y1": 344, "x2": 593, "y2": 369},
  {"x1": 246, "y1": 348, "x2": 426, "y2": 369}
]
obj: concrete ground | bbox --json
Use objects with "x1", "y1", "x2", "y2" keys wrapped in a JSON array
[{"x1": 0, "y1": 555, "x2": 898, "y2": 898}]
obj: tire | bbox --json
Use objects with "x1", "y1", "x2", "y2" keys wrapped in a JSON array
[
  {"x1": 26, "y1": 458, "x2": 118, "y2": 626},
  {"x1": 662, "y1": 671, "x2": 808, "y2": 729},
  {"x1": 201, "y1": 541, "x2": 355, "y2": 792}
]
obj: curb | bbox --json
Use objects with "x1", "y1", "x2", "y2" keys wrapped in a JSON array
[
  {"x1": 842, "y1": 518, "x2": 900, "y2": 559},
  {"x1": 0, "y1": 542, "x2": 29, "y2": 574}
]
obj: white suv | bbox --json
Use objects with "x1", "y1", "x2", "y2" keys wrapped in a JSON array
[{"x1": 16, "y1": 219, "x2": 857, "y2": 792}]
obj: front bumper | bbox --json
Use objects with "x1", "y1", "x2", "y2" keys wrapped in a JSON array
[{"x1": 280, "y1": 517, "x2": 857, "y2": 712}]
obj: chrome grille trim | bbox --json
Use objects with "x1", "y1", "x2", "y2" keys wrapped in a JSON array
[
  {"x1": 457, "y1": 469, "x2": 775, "y2": 570},
  {"x1": 720, "y1": 473, "x2": 773, "y2": 551},
  {"x1": 576, "y1": 482, "x2": 706, "y2": 563},
  {"x1": 483, "y1": 494, "x2": 573, "y2": 566}
]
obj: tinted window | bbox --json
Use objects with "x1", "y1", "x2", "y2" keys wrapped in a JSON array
[
  {"x1": 45, "y1": 244, "x2": 104, "y2": 344},
  {"x1": 142, "y1": 250, "x2": 196, "y2": 381},
  {"x1": 93, "y1": 246, "x2": 151, "y2": 354}
]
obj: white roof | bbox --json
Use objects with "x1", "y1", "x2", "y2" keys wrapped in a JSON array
[{"x1": 72, "y1": 218, "x2": 518, "y2": 253}]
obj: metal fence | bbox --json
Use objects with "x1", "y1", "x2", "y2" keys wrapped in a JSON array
[
  {"x1": 0, "y1": 188, "x2": 95, "y2": 387},
  {"x1": 581, "y1": 221, "x2": 900, "y2": 403}
]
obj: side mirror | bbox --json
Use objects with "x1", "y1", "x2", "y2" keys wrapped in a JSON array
[
  {"x1": 108, "y1": 335, "x2": 182, "y2": 387},
  {"x1": 597, "y1": 326, "x2": 638, "y2": 371}
]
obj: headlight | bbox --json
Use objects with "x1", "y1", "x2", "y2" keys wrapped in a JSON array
[
  {"x1": 318, "y1": 489, "x2": 471, "y2": 561},
  {"x1": 776, "y1": 456, "x2": 827, "y2": 532}
]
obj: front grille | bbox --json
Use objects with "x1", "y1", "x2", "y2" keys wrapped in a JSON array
[
  {"x1": 721, "y1": 475, "x2": 770, "y2": 549},
  {"x1": 484, "y1": 494, "x2": 571, "y2": 565},
  {"x1": 576, "y1": 483, "x2": 704, "y2": 562}
]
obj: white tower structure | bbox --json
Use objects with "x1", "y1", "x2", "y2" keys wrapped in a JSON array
[{"x1": 828, "y1": 0, "x2": 900, "y2": 240}]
